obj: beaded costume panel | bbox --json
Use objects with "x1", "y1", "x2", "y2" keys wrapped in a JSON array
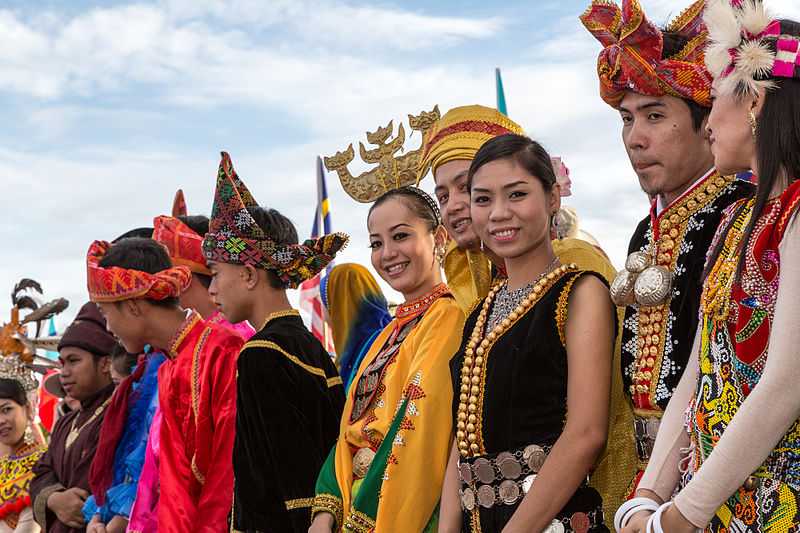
[
  {"x1": 685, "y1": 181, "x2": 800, "y2": 533},
  {"x1": 620, "y1": 174, "x2": 752, "y2": 414},
  {"x1": 0, "y1": 444, "x2": 44, "y2": 529}
]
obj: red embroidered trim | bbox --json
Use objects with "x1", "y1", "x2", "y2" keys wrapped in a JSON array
[{"x1": 421, "y1": 121, "x2": 516, "y2": 160}]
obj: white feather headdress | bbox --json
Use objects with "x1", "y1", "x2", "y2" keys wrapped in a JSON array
[{"x1": 704, "y1": 0, "x2": 777, "y2": 96}]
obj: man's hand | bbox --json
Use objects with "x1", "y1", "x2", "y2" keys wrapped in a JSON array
[
  {"x1": 86, "y1": 514, "x2": 107, "y2": 533},
  {"x1": 106, "y1": 515, "x2": 128, "y2": 533},
  {"x1": 47, "y1": 488, "x2": 89, "y2": 528}
]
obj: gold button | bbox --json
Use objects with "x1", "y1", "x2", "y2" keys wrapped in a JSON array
[
  {"x1": 647, "y1": 357, "x2": 655, "y2": 366},
  {"x1": 649, "y1": 346, "x2": 658, "y2": 356},
  {"x1": 653, "y1": 323, "x2": 661, "y2": 333},
  {"x1": 670, "y1": 214, "x2": 679, "y2": 224},
  {"x1": 669, "y1": 228, "x2": 679, "y2": 238},
  {"x1": 678, "y1": 207, "x2": 688, "y2": 217},
  {"x1": 687, "y1": 200, "x2": 697, "y2": 210}
]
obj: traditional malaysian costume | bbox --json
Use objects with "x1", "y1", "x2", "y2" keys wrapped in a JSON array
[
  {"x1": 83, "y1": 241, "x2": 243, "y2": 533},
  {"x1": 628, "y1": 5, "x2": 800, "y2": 532},
  {"x1": 31, "y1": 303, "x2": 119, "y2": 533},
  {"x1": 201, "y1": 152, "x2": 347, "y2": 532},
  {"x1": 320, "y1": 263, "x2": 391, "y2": 392},
  {"x1": 580, "y1": 0, "x2": 754, "y2": 496},
  {"x1": 416, "y1": 103, "x2": 634, "y2": 527},
  {"x1": 313, "y1": 112, "x2": 463, "y2": 532},
  {"x1": 451, "y1": 263, "x2": 613, "y2": 533}
]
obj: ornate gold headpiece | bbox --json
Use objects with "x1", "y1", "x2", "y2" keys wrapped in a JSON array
[
  {"x1": 324, "y1": 106, "x2": 441, "y2": 203},
  {"x1": 0, "y1": 279, "x2": 68, "y2": 391}
]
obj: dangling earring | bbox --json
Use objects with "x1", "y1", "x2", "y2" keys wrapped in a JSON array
[
  {"x1": 435, "y1": 245, "x2": 445, "y2": 266},
  {"x1": 23, "y1": 424, "x2": 34, "y2": 446},
  {"x1": 748, "y1": 109, "x2": 758, "y2": 139}
]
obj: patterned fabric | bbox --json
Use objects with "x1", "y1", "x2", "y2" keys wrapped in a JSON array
[
  {"x1": 152, "y1": 215, "x2": 212, "y2": 276},
  {"x1": 705, "y1": 1, "x2": 800, "y2": 97},
  {"x1": 86, "y1": 240, "x2": 192, "y2": 303},
  {"x1": 580, "y1": 0, "x2": 712, "y2": 108},
  {"x1": 202, "y1": 152, "x2": 349, "y2": 289},
  {"x1": 684, "y1": 180, "x2": 800, "y2": 532},
  {"x1": 416, "y1": 105, "x2": 524, "y2": 180},
  {"x1": 0, "y1": 444, "x2": 44, "y2": 529}
]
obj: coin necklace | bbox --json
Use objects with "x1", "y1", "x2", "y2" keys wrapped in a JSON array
[{"x1": 456, "y1": 262, "x2": 575, "y2": 457}]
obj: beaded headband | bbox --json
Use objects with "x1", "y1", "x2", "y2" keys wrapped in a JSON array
[
  {"x1": 704, "y1": 0, "x2": 800, "y2": 96},
  {"x1": 383, "y1": 186, "x2": 443, "y2": 227},
  {"x1": 324, "y1": 107, "x2": 442, "y2": 203}
]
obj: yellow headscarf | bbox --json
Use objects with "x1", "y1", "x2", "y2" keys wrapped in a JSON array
[{"x1": 416, "y1": 104, "x2": 524, "y2": 182}]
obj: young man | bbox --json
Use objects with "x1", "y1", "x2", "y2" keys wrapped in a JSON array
[
  {"x1": 31, "y1": 302, "x2": 120, "y2": 533},
  {"x1": 152, "y1": 212, "x2": 254, "y2": 338},
  {"x1": 417, "y1": 103, "x2": 633, "y2": 527},
  {"x1": 86, "y1": 237, "x2": 243, "y2": 532},
  {"x1": 202, "y1": 152, "x2": 347, "y2": 532},
  {"x1": 581, "y1": 0, "x2": 753, "y2": 493}
]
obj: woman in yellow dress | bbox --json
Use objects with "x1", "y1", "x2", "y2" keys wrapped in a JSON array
[{"x1": 310, "y1": 187, "x2": 464, "y2": 532}]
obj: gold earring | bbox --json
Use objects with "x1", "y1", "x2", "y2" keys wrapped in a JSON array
[{"x1": 748, "y1": 109, "x2": 758, "y2": 138}]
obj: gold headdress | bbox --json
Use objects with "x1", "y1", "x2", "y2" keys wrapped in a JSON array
[
  {"x1": 324, "y1": 106, "x2": 441, "y2": 203},
  {"x1": 0, "y1": 280, "x2": 68, "y2": 391}
]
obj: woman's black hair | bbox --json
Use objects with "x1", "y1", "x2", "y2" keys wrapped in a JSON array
[
  {"x1": 704, "y1": 22, "x2": 800, "y2": 281},
  {"x1": 467, "y1": 133, "x2": 557, "y2": 192},
  {"x1": 111, "y1": 344, "x2": 138, "y2": 378},
  {"x1": 99, "y1": 237, "x2": 180, "y2": 308},
  {"x1": 368, "y1": 187, "x2": 441, "y2": 233},
  {"x1": 0, "y1": 378, "x2": 28, "y2": 407},
  {"x1": 247, "y1": 207, "x2": 299, "y2": 290}
]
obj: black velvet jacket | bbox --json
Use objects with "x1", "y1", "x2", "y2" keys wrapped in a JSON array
[{"x1": 232, "y1": 312, "x2": 344, "y2": 533}]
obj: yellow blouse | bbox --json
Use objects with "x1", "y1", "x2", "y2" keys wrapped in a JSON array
[{"x1": 334, "y1": 295, "x2": 464, "y2": 531}]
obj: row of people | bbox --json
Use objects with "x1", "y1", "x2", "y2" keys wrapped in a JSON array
[{"x1": 0, "y1": 0, "x2": 797, "y2": 531}]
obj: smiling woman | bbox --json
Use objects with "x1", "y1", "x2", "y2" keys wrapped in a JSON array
[
  {"x1": 311, "y1": 186, "x2": 464, "y2": 532},
  {"x1": 437, "y1": 134, "x2": 615, "y2": 533}
]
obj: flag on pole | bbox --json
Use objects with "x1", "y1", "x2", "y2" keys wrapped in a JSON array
[
  {"x1": 299, "y1": 157, "x2": 336, "y2": 354},
  {"x1": 495, "y1": 67, "x2": 508, "y2": 116}
]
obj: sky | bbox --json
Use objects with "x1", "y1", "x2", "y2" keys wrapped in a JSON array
[{"x1": 2, "y1": 0, "x2": 799, "y2": 330}]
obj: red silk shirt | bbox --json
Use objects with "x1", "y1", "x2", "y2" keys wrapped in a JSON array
[{"x1": 157, "y1": 311, "x2": 243, "y2": 532}]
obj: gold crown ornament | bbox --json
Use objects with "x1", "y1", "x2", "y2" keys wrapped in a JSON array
[
  {"x1": 610, "y1": 251, "x2": 673, "y2": 307},
  {"x1": 0, "y1": 279, "x2": 68, "y2": 391},
  {"x1": 324, "y1": 106, "x2": 441, "y2": 203}
]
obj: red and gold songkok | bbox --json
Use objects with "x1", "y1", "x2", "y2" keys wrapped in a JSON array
[
  {"x1": 580, "y1": 0, "x2": 712, "y2": 108},
  {"x1": 202, "y1": 152, "x2": 348, "y2": 289},
  {"x1": 86, "y1": 240, "x2": 192, "y2": 302},
  {"x1": 153, "y1": 215, "x2": 212, "y2": 276},
  {"x1": 416, "y1": 104, "x2": 524, "y2": 181}
]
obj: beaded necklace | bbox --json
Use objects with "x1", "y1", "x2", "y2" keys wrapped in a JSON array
[{"x1": 456, "y1": 263, "x2": 576, "y2": 457}]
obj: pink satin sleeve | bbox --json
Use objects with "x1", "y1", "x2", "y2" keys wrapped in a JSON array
[{"x1": 127, "y1": 408, "x2": 162, "y2": 533}]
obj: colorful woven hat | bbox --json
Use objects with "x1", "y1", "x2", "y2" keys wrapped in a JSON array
[
  {"x1": 87, "y1": 240, "x2": 192, "y2": 303},
  {"x1": 153, "y1": 216, "x2": 212, "y2": 276},
  {"x1": 581, "y1": 0, "x2": 713, "y2": 108},
  {"x1": 704, "y1": 0, "x2": 800, "y2": 96},
  {"x1": 202, "y1": 152, "x2": 349, "y2": 289},
  {"x1": 416, "y1": 105, "x2": 524, "y2": 181}
]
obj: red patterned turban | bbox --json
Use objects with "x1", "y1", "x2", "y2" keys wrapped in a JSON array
[
  {"x1": 581, "y1": 0, "x2": 713, "y2": 108},
  {"x1": 87, "y1": 240, "x2": 192, "y2": 303}
]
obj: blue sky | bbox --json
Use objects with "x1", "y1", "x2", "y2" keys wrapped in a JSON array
[{"x1": 2, "y1": 0, "x2": 799, "y2": 329}]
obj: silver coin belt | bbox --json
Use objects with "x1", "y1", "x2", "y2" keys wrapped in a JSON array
[{"x1": 457, "y1": 444, "x2": 552, "y2": 511}]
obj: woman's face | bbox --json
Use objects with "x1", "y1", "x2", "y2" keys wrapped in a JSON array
[
  {"x1": 707, "y1": 90, "x2": 757, "y2": 175},
  {"x1": 470, "y1": 158, "x2": 558, "y2": 261},
  {"x1": 0, "y1": 398, "x2": 29, "y2": 447},
  {"x1": 367, "y1": 197, "x2": 443, "y2": 302}
]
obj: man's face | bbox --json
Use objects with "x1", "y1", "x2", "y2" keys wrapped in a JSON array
[
  {"x1": 57, "y1": 347, "x2": 111, "y2": 402},
  {"x1": 433, "y1": 159, "x2": 479, "y2": 250},
  {"x1": 207, "y1": 261, "x2": 251, "y2": 324},
  {"x1": 619, "y1": 92, "x2": 714, "y2": 201},
  {"x1": 97, "y1": 301, "x2": 147, "y2": 354}
]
